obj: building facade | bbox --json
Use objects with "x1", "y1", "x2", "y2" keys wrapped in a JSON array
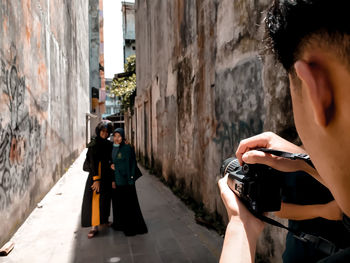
[
  {"x1": 103, "y1": 78, "x2": 122, "y2": 119},
  {"x1": 122, "y1": 2, "x2": 136, "y2": 65},
  {"x1": 0, "y1": 0, "x2": 90, "y2": 246},
  {"x1": 89, "y1": 0, "x2": 106, "y2": 134},
  {"x1": 133, "y1": 0, "x2": 297, "y2": 261}
]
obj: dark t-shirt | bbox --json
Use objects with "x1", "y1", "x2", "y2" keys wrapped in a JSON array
[
  {"x1": 282, "y1": 171, "x2": 350, "y2": 263},
  {"x1": 317, "y1": 214, "x2": 350, "y2": 262},
  {"x1": 317, "y1": 247, "x2": 350, "y2": 262}
]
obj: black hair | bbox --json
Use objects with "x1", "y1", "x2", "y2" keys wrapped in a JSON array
[
  {"x1": 95, "y1": 121, "x2": 113, "y2": 137},
  {"x1": 265, "y1": 0, "x2": 350, "y2": 72}
]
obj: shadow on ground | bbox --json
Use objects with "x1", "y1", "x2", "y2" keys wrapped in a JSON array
[{"x1": 72, "y1": 166, "x2": 222, "y2": 263}]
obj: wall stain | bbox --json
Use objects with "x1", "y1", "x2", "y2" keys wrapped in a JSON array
[
  {"x1": 26, "y1": 26, "x2": 31, "y2": 44},
  {"x1": 3, "y1": 18, "x2": 8, "y2": 34},
  {"x1": 176, "y1": 57, "x2": 193, "y2": 130},
  {"x1": 213, "y1": 120, "x2": 263, "y2": 161},
  {"x1": 213, "y1": 57, "x2": 264, "y2": 160}
]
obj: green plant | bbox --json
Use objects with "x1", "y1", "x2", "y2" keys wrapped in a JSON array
[{"x1": 108, "y1": 55, "x2": 136, "y2": 113}]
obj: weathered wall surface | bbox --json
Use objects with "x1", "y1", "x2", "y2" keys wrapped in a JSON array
[
  {"x1": 89, "y1": 0, "x2": 101, "y2": 94},
  {"x1": 135, "y1": 0, "x2": 297, "y2": 261},
  {"x1": 0, "y1": 0, "x2": 89, "y2": 246},
  {"x1": 122, "y1": 2, "x2": 136, "y2": 64}
]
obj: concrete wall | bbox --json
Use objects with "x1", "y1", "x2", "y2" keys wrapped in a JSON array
[
  {"x1": 0, "y1": 0, "x2": 89, "y2": 246},
  {"x1": 122, "y1": 2, "x2": 136, "y2": 41},
  {"x1": 134, "y1": 0, "x2": 298, "y2": 261},
  {"x1": 122, "y1": 2, "x2": 136, "y2": 65},
  {"x1": 89, "y1": 0, "x2": 105, "y2": 133},
  {"x1": 89, "y1": 0, "x2": 101, "y2": 94}
]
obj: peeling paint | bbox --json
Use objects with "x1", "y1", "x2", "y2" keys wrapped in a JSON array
[
  {"x1": 37, "y1": 62, "x2": 47, "y2": 89},
  {"x1": 3, "y1": 18, "x2": 8, "y2": 34},
  {"x1": 25, "y1": 26, "x2": 32, "y2": 44},
  {"x1": 135, "y1": 0, "x2": 295, "y2": 261}
]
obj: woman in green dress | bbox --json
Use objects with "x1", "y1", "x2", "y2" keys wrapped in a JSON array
[{"x1": 111, "y1": 128, "x2": 148, "y2": 236}]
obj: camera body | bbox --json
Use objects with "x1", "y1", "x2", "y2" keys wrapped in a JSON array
[{"x1": 221, "y1": 157, "x2": 283, "y2": 214}]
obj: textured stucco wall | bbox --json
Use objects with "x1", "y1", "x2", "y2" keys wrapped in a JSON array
[
  {"x1": 89, "y1": 0, "x2": 100, "y2": 94},
  {"x1": 124, "y1": 4, "x2": 135, "y2": 41},
  {"x1": 135, "y1": 0, "x2": 297, "y2": 261},
  {"x1": 0, "y1": 0, "x2": 89, "y2": 246},
  {"x1": 122, "y1": 3, "x2": 136, "y2": 65},
  {"x1": 88, "y1": 0, "x2": 105, "y2": 133}
]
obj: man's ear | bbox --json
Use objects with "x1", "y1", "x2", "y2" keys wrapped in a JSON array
[{"x1": 294, "y1": 60, "x2": 334, "y2": 127}]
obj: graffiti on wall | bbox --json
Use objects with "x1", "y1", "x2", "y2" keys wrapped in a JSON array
[
  {"x1": 213, "y1": 119, "x2": 263, "y2": 161},
  {"x1": 213, "y1": 57, "x2": 264, "y2": 161},
  {"x1": 0, "y1": 51, "x2": 44, "y2": 211}
]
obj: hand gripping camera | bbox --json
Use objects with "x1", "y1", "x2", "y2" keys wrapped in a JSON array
[
  {"x1": 220, "y1": 157, "x2": 283, "y2": 214},
  {"x1": 220, "y1": 151, "x2": 342, "y2": 256},
  {"x1": 220, "y1": 148, "x2": 313, "y2": 214}
]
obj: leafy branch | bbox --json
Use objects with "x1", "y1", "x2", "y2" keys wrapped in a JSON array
[{"x1": 107, "y1": 55, "x2": 136, "y2": 113}]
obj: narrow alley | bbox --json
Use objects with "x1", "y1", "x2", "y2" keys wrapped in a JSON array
[
  {"x1": 1, "y1": 1, "x2": 307, "y2": 261},
  {"x1": 0, "y1": 150, "x2": 223, "y2": 263}
]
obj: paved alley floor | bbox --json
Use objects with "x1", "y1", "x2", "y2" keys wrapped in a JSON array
[{"x1": 0, "y1": 149, "x2": 223, "y2": 263}]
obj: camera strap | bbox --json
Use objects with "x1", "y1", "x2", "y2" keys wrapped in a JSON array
[
  {"x1": 257, "y1": 148, "x2": 315, "y2": 168},
  {"x1": 252, "y1": 148, "x2": 340, "y2": 255},
  {"x1": 255, "y1": 213, "x2": 342, "y2": 256}
]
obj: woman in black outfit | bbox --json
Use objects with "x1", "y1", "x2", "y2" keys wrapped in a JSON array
[
  {"x1": 111, "y1": 128, "x2": 148, "y2": 236},
  {"x1": 81, "y1": 121, "x2": 113, "y2": 238}
]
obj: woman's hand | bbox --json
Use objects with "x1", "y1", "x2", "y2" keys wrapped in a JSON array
[
  {"x1": 112, "y1": 181, "x2": 116, "y2": 189},
  {"x1": 111, "y1": 164, "x2": 115, "y2": 170},
  {"x1": 91, "y1": 181, "x2": 100, "y2": 192}
]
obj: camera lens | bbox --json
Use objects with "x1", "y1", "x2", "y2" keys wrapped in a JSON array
[{"x1": 220, "y1": 157, "x2": 240, "y2": 176}]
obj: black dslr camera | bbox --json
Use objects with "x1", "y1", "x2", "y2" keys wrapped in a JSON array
[{"x1": 220, "y1": 157, "x2": 283, "y2": 214}]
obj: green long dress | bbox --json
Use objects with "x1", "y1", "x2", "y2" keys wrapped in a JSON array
[{"x1": 111, "y1": 142, "x2": 148, "y2": 236}]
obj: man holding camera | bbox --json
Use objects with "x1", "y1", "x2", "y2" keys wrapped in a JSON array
[{"x1": 218, "y1": 0, "x2": 350, "y2": 262}]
